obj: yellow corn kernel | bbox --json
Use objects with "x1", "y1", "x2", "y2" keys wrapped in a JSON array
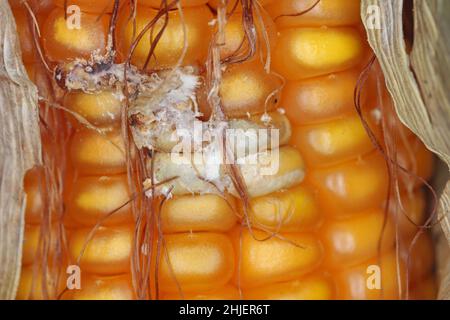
[
  {"x1": 66, "y1": 175, "x2": 133, "y2": 227},
  {"x1": 64, "y1": 274, "x2": 135, "y2": 300},
  {"x1": 335, "y1": 251, "x2": 402, "y2": 300},
  {"x1": 157, "y1": 233, "x2": 234, "y2": 293},
  {"x1": 42, "y1": 7, "x2": 109, "y2": 62},
  {"x1": 266, "y1": 0, "x2": 361, "y2": 28},
  {"x1": 274, "y1": 27, "x2": 365, "y2": 80},
  {"x1": 307, "y1": 152, "x2": 389, "y2": 216},
  {"x1": 117, "y1": 5, "x2": 212, "y2": 69},
  {"x1": 281, "y1": 70, "x2": 368, "y2": 126},
  {"x1": 290, "y1": 114, "x2": 380, "y2": 167},
  {"x1": 68, "y1": 225, "x2": 133, "y2": 275},
  {"x1": 320, "y1": 209, "x2": 395, "y2": 268},
  {"x1": 243, "y1": 273, "x2": 334, "y2": 300},
  {"x1": 162, "y1": 285, "x2": 240, "y2": 300},
  {"x1": 232, "y1": 228, "x2": 322, "y2": 288},
  {"x1": 161, "y1": 194, "x2": 237, "y2": 233},
  {"x1": 243, "y1": 185, "x2": 321, "y2": 232},
  {"x1": 200, "y1": 60, "x2": 282, "y2": 118},
  {"x1": 69, "y1": 129, "x2": 126, "y2": 176},
  {"x1": 64, "y1": 90, "x2": 122, "y2": 129}
]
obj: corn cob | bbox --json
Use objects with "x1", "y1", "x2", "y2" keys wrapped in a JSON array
[{"x1": 13, "y1": 0, "x2": 436, "y2": 300}]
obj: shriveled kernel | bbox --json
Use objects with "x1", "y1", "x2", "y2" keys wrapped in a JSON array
[
  {"x1": 266, "y1": 0, "x2": 361, "y2": 28},
  {"x1": 290, "y1": 115, "x2": 380, "y2": 167},
  {"x1": 64, "y1": 90, "x2": 122, "y2": 128},
  {"x1": 66, "y1": 175, "x2": 133, "y2": 227},
  {"x1": 68, "y1": 225, "x2": 133, "y2": 275},
  {"x1": 64, "y1": 274, "x2": 135, "y2": 300},
  {"x1": 42, "y1": 7, "x2": 109, "y2": 62},
  {"x1": 161, "y1": 194, "x2": 237, "y2": 233},
  {"x1": 70, "y1": 129, "x2": 127, "y2": 176},
  {"x1": 117, "y1": 5, "x2": 212, "y2": 69},
  {"x1": 242, "y1": 185, "x2": 321, "y2": 232},
  {"x1": 243, "y1": 273, "x2": 334, "y2": 300},
  {"x1": 281, "y1": 70, "x2": 368, "y2": 126},
  {"x1": 157, "y1": 233, "x2": 235, "y2": 293},
  {"x1": 233, "y1": 228, "x2": 323, "y2": 288},
  {"x1": 307, "y1": 152, "x2": 389, "y2": 216},
  {"x1": 320, "y1": 209, "x2": 395, "y2": 268},
  {"x1": 162, "y1": 285, "x2": 240, "y2": 300},
  {"x1": 273, "y1": 27, "x2": 365, "y2": 80}
]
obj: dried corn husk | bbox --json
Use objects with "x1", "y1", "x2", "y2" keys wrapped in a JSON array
[
  {"x1": 0, "y1": 0, "x2": 449, "y2": 300},
  {"x1": 361, "y1": 0, "x2": 450, "y2": 299},
  {"x1": 0, "y1": 1, "x2": 41, "y2": 300}
]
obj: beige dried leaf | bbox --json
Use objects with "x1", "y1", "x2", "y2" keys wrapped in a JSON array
[
  {"x1": 361, "y1": 0, "x2": 450, "y2": 299},
  {"x1": 0, "y1": 1, "x2": 41, "y2": 299}
]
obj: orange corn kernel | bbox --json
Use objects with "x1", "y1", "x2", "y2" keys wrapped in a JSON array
[
  {"x1": 243, "y1": 273, "x2": 335, "y2": 300},
  {"x1": 157, "y1": 233, "x2": 235, "y2": 293},
  {"x1": 117, "y1": 5, "x2": 212, "y2": 69},
  {"x1": 199, "y1": 59, "x2": 282, "y2": 118},
  {"x1": 64, "y1": 274, "x2": 135, "y2": 300},
  {"x1": 266, "y1": 0, "x2": 361, "y2": 28},
  {"x1": 290, "y1": 114, "x2": 380, "y2": 167},
  {"x1": 139, "y1": 0, "x2": 209, "y2": 8},
  {"x1": 54, "y1": 0, "x2": 120, "y2": 13},
  {"x1": 410, "y1": 276, "x2": 437, "y2": 300},
  {"x1": 320, "y1": 209, "x2": 395, "y2": 268},
  {"x1": 218, "y1": 9, "x2": 277, "y2": 60},
  {"x1": 64, "y1": 90, "x2": 122, "y2": 129},
  {"x1": 242, "y1": 185, "x2": 321, "y2": 232},
  {"x1": 69, "y1": 129, "x2": 126, "y2": 176},
  {"x1": 232, "y1": 228, "x2": 322, "y2": 288},
  {"x1": 16, "y1": 265, "x2": 66, "y2": 300},
  {"x1": 273, "y1": 27, "x2": 365, "y2": 80},
  {"x1": 208, "y1": 0, "x2": 274, "y2": 12},
  {"x1": 42, "y1": 7, "x2": 109, "y2": 62},
  {"x1": 307, "y1": 152, "x2": 389, "y2": 216},
  {"x1": 395, "y1": 136, "x2": 435, "y2": 189},
  {"x1": 391, "y1": 190, "x2": 427, "y2": 238},
  {"x1": 22, "y1": 224, "x2": 61, "y2": 266},
  {"x1": 281, "y1": 70, "x2": 368, "y2": 126},
  {"x1": 66, "y1": 175, "x2": 133, "y2": 227},
  {"x1": 401, "y1": 233, "x2": 434, "y2": 284},
  {"x1": 335, "y1": 251, "x2": 402, "y2": 300},
  {"x1": 68, "y1": 225, "x2": 133, "y2": 275},
  {"x1": 24, "y1": 167, "x2": 45, "y2": 224},
  {"x1": 162, "y1": 285, "x2": 240, "y2": 300},
  {"x1": 161, "y1": 194, "x2": 237, "y2": 233}
]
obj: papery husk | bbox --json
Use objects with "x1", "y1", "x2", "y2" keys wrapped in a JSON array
[
  {"x1": 0, "y1": 1, "x2": 41, "y2": 299},
  {"x1": 361, "y1": 0, "x2": 450, "y2": 299},
  {"x1": 0, "y1": 0, "x2": 449, "y2": 300}
]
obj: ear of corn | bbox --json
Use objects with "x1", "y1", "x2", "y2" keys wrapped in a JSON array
[{"x1": 13, "y1": 0, "x2": 436, "y2": 300}]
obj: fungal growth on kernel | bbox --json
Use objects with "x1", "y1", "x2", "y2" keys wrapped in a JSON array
[{"x1": 8, "y1": 0, "x2": 440, "y2": 301}]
